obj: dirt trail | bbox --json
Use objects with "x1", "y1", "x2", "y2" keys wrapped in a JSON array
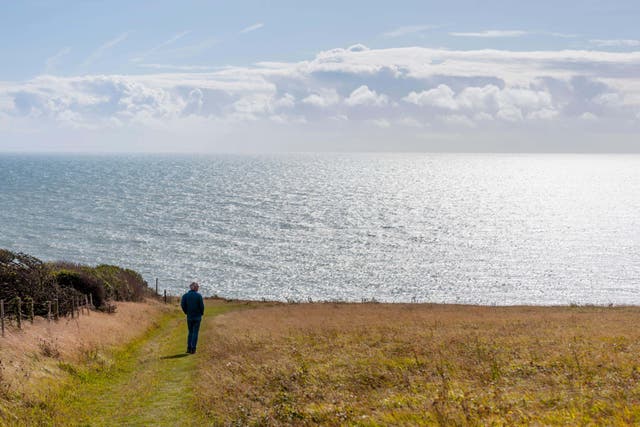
[{"x1": 63, "y1": 304, "x2": 237, "y2": 426}]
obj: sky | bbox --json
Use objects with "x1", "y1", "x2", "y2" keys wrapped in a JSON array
[{"x1": 1, "y1": 0, "x2": 640, "y2": 152}]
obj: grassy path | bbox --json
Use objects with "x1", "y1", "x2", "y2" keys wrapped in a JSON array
[{"x1": 44, "y1": 303, "x2": 239, "y2": 426}]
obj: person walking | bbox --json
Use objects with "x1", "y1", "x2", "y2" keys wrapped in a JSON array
[{"x1": 181, "y1": 282, "x2": 205, "y2": 354}]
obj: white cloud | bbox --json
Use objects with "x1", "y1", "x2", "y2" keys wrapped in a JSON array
[
  {"x1": 594, "y1": 92, "x2": 623, "y2": 107},
  {"x1": 346, "y1": 44, "x2": 369, "y2": 52},
  {"x1": 240, "y1": 23, "x2": 264, "y2": 34},
  {"x1": 274, "y1": 93, "x2": 295, "y2": 109},
  {"x1": 344, "y1": 85, "x2": 388, "y2": 107},
  {"x1": 496, "y1": 106, "x2": 523, "y2": 121},
  {"x1": 590, "y1": 39, "x2": 640, "y2": 47},
  {"x1": 3, "y1": 45, "x2": 640, "y2": 151},
  {"x1": 231, "y1": 93, "x2": 296, "y2": 118},
  {"x1": 382, "y1": 25, "x2": 435, "y2": 38},
  {"x1": 82, "y1": 32, "x2": 130, "y2": 67},
  {"x1": 474, "y1": 112, "x2": 493, "y2": 122},
  {"x1": 302, "y1": 89, "x2": 341, "y2": 108},
  {"x1": 449, "y1": 30, "x2": 528, "y2": 38},
  {"x1": 404, "y1": 85, "x2": 457, "y2": 110},
  {"x1": 405, "y1": 83, "x2": 555, "y2": 122},
  {"x1": 457, "y1": 85, "x2": 500, "y2": 111}
]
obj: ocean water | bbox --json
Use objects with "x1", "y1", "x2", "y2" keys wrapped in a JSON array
[{"x1": 0, "y1": 153, "x2": 639, "y2": 305}]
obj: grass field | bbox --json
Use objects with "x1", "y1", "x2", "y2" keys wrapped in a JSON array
[
  {"x1": 4, "y1": 301, "x2": 640, "y2": 425},
  {"x1": 198, "y1": 303, "x2": 640, "y2": 425}
]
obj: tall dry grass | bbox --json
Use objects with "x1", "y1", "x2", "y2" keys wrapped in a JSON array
[
  {"x1": 198, "y1": 303, "x2": 640, "y2": 425},
  {"x1": 0, "y1": 300, "x2": 170, "y2": 406}
]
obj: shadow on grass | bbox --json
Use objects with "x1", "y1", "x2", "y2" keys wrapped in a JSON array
[{"x1": 161, "y1": 353, "x2": 190, "y2": 360}]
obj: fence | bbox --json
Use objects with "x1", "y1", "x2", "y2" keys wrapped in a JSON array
[
  {"x1": 0, "y1": 278, "x2": 179, "y2": 338},
  {"x1": 0, "y1": 294, "x2": 94, "y2": 337}
]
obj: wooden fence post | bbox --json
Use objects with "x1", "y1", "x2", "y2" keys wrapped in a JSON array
[
  {"x1": 15, "y1": 297, "x2": 21, "y2": 329},
  {"x1": 47, "y1": 301, "x2": 52, "y2": 322},
  {"x1": 71, "y1": 298, "x2": 75, "y2": 319},
  {"x1": 164, "y1": 289, "x2": 167, "y2": 304},
  {"x1": 156, "y1": 278, "x2": 159, "y2": 295},
  {"x1": 28, "y1": 298, "x2": 34, "y2": 324},
  {"x1": 85, "y1": 295, "x2": 90, "y2": 316},
  {"x1": 89, "y1": 293, "x2": 93, "y2": 308},
  {"x1": 54, "y1": 298, "x2": 59, "y2": 321},
  {"x1": 1, "y1": 300, "x2": 4, "y2": 337}
]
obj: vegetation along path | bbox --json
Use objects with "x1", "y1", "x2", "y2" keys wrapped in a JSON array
[{"x1": 34, "y1": 302, "x2": 241, "y2": 426}]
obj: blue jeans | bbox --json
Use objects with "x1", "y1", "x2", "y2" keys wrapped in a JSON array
[{"x1": 187, "y1": 318, "x2": 201, "y2": 351}]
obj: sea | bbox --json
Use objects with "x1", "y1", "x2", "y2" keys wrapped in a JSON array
[{"x1": 1, "y1": 153, "x2": 639, "y2": 305}]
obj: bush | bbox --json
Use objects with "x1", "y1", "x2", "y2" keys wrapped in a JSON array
[
  {"x1": 0, "y1": 249, "x2": 152, "y2": 318},
  {"x1": 50, "y1": 267, "x2": 106, "y2": 308},
  {"x1": 0, "y1": 249, "x2": 71, "y2": 316},
  {"x1": 93, "y1": 264, "x2": 150, "y2": 302}
]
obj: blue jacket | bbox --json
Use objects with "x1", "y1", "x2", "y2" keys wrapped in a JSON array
[{"x1": 181, "y1": 290, "x2": 204, "y2": 320}]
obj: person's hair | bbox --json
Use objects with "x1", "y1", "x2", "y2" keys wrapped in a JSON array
[{"x1": 189, "y1": 282, "x2": 199, "y2": 291}]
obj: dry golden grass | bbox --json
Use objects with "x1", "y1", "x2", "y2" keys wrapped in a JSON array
[
  {"x1": 198, "y1": 303, "x2": 640, "y2": 425},
  {"x1": 0, "y1": 299, "x2": 170, "y2": 400}
]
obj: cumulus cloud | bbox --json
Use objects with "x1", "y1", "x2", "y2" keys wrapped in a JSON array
[
  {"x1": 404, "y1": 84, "x2": 556, "y2": 122},
  {"x1": 2, "y1": 45, "x2": 640, "y2": 151},
  {"x1": 345, "y1": 85, "x2": 388, "y2": 107},
  {"x1": 405, "y1": 85, "x2": 458, "y2": 110},
  {"x1": 302, "y1": 89, "x2": 341, "y2": 108}
]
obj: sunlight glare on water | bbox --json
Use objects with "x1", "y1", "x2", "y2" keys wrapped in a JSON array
[{"x1": 0, "y1": 153, "x2": 639, "y2": 304}]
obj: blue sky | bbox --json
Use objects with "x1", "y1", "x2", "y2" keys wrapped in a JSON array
[{"x1": 1, "y1": 1, "x2": 640, "y2": 152}]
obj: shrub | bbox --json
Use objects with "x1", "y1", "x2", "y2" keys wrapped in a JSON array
[
  {"x1": 93, "y1": 264, "x2": 151, "y2": 302},
  {"x1": 0, "y1": 248, "x2": 152, "y2": 318},
  {"x1": 49, "y1": 267, "x2": 106, "y2": 308}
]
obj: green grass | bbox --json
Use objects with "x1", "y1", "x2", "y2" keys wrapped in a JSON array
[{"x1": 6, "y1": 302, "x2": 242, "y2": 427}]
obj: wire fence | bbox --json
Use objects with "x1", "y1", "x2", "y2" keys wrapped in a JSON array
[
  {"x1": 0, "y1": 280, "x2": 181, "y2": 338},
  {"x1": 0, "y1": 294, "x2": 98, "y2": 337}
]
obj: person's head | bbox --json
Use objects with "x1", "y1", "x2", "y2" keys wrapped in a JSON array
[{"x1": 189, "y1": 282, "x2": 199, "y2": 291}]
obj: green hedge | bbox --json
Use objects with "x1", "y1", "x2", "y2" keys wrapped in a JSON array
[{"x1": 0, "y1": 249, "x2": 153, "y2": 316}]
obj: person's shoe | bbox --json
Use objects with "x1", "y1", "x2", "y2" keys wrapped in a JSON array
[
  {"x1": 187, "y1": 348, "x2": 193, "y2": 354},
  {"x1": 191, "y1": 348, "x2": 196, "y2": 354}
]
